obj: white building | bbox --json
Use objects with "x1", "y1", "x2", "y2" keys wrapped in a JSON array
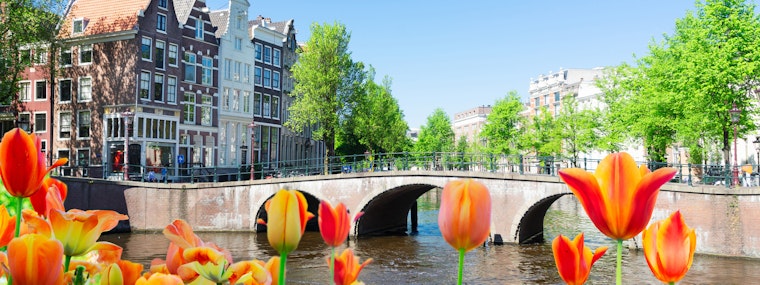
[{"x1": 453, "y1": 105, "x2": 491, "y2": 145}]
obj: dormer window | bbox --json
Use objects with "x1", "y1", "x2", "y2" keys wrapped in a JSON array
[
  {"x1": 72, "y1": 18, "x2": 84, "y2": 34},
  {"x1": 158, "y1": 0, "x2": 167, "y2": 9}
]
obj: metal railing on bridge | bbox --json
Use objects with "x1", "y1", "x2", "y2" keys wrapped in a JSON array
[{"x1": 51, "y1": 152, "x2": 751, "y2": 189}]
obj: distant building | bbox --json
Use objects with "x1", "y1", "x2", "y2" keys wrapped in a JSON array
[
  {"x1": 407, "y1": 128, "x2": 420, "y2": 142},
  {"x1": 527, "y1": 68, "x2": 604, "y2": 117},
  {"x1": 453, "y1": 105, "x2": 491, "y2": 145}
]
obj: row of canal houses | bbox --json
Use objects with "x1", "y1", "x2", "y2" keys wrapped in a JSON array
[{"x1": 12, "y1": 0, "x2": 324, "y2": 180}]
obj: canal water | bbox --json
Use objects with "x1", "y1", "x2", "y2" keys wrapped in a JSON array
[{"x1": 102, "y1": 194, "x2": 760, "y2": 284}]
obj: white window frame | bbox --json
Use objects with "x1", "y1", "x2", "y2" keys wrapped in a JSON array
[
  {"x1": 154, "y1": 73, "x2": 164, "y2": 102},
  {"x1": 263, "y1": 68, "x2": 271, "y2": 88},
  {"x1": 33, "y1": 112, "x2": 46, "y2": 133},
  {"x1": 79, "y1": 44, "x2": 92, "y2": 65},
  {"x1": 77, "y1": 110, "x2": 91, "y2": 139},
  {"x1": 18, "y1": 81, "x2": 31, "y2": 102},
  {"x1": 234, "y1": 37, "x2": 242, "y2": 50},
  {"x1": 78, "y1": 77, "x2": 92, "y2": 102},
  {"x1": 168, "y1": 44, "x2": 178, "y2": 67},
  {"x1": 157, "y1": 13, "x2": 167, "y2": 33},
  {"x1": 201, "y1": 94, "x2": 212, "y2": 126},
  {"x1": 254, "y1": 66, "x2": 262, "y2": 86},
  {"x1": 195, "y1": 18, "x2": 204, "y2": 39},
  {"x1": 60, "y1": 47, "x2": 72, "y2": 67},
  {"x1": 183, "y1": 92, "x2": 195, "y2": 123},
  {"x1": 59, "y1": 112, "x2": 72, "y2": 140},
  {"x1": 272, "y1": 71, "x2": 280, "y2": 90},
  {"x1": 264, "y1": 46, "x2": 272, "y2": 64},
  {"x1": 34, "y1": 48, "x2": 47, "y2": 65},
  {"x1": 167, "y1": 76, "x2": 177, "y2": 104},
  {"x1": 184, "y1": 52, "x2": 196, "y2": 83},
  {"x1": 222, "y1": 88, "x2": 230, "y2": 111},
  {"x1": 271, "y1": 96, "x2": 279, "y2": 120},
  {"x1": 273, "y1": 48, "x2": 281, "y2": 67},
  {"x1": 243, "y1": 91, "x2": 251, "y2": 113},
  {"x1": 58, "y1": 78, "x2": 72, "y2": 103},
  {"x1": 140, "y1": 71, "x2": 151, "y2": 100},
  {"x1": 155, "y1": 40, "x2": 165, "y2": 70},
  {"x1": 224, "y1": 59, "x2": 232, "y2": 80},
  {"x1": 234, "y1": 61, "x2": 241, "y2": 82},
  {"x1": 263, "y1": 94, "x2": 271, "y2": 117},
  {"x1": 72, "y1": 18, "x2": 84, "y2": 34},
  {"x1": 254, "y1": 43, "x2": 262, "y2": 61},
  {"x1": 254, "y1": 92, "x2": 261, "y2": 116},
  {"x1": 34, "y1": 80, "x2": 46, "y2": 101},
  {"x1": 243, "y1": 64, "x2": 250, "y2": 84},
  {"x1": 141, "y1": 37, "x2": 152, "y2": 61},
  {"x1": 76, "y1": 148, "x2": 91, "y2": 167},
  {"x1": 158, "y1": 0, "x2": 167, "y2": 9},
  {"x1": 201, "y1": 56, "x2": 213, "y2": 86}
]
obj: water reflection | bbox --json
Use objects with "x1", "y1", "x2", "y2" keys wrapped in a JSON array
[{"x1": 102, "y1": 194, "x2": 760, "y2": 284}]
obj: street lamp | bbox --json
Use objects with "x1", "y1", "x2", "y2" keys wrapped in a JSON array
[
  {"x1": 730, "y1": 103, "x2": 741, "y2": 187},
  {"x1": 121, "y1": 110, "x2": 134, "y2": 181},
  {"x1": 248, "y1": 121, "x2": 256, "y2": 180}
]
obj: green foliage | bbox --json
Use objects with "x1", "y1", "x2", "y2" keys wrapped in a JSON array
[
  {"x1": 480, "y1": 91, "x2": 524, "y2": 156},
  {"x1": 520, "y1": 106, "x2": 560, "y2": 157},
  {"x1": 287, "y1": 22, "x2": 365, "y2": 157},
  {"x1": 415, "y1": 108, "x2": 455, "y2": 153},
  {"x1": 350, "y1": 72, "x2": 410, "y2": 153},
  {"x1": 554, "y1": 96, "x2": 600, "y2": 167}
]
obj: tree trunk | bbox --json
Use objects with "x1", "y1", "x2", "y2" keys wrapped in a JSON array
[{"x1": 723, "y1": 127, "x2": 731, "y2": 168}]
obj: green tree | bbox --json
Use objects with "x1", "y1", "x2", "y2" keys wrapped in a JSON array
[
  {"x1": 415, "y1": 108, "x2": 455, "y2": 153},
  {"x1": 352, "y1": 74, "x2": 410, "y2": 154},
  {"x1": 554, "y1": 95, "x2": 600, "y2": 167},
  {"x1": 0, "y1": 0, "x2": 66, "y2": 104},
  {"x1": 520, "y1": 107, "x2": 560, "y2": 157},
  {"x1": 287, "y1": 22, "x2": 366, "y2": 171},
  {"x1": 480, "y1": 91, "x2": 524, "y2": 156}
]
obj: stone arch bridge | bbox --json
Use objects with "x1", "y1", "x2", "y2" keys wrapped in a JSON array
[{"x1": 61, "y1": 170, "x2": 760, "y2": 258}]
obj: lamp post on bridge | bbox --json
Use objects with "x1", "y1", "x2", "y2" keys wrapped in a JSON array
[
  {"x1": 121, "y1": 110, "x2": 134, "y2": 181},
  {"x1": 248, "y1": 121, "x2": 256, "y2": 181},
  {"x1": 730, "y1": 103, "x2": 741, "y2": 188}
]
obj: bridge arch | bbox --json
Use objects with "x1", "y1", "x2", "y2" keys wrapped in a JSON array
[
  {"x1": 514, "y1": 193, "x2": 573, "y2": 244},
  {"x1": 355, "y1": 183, "x2": 441, "y2": 236}
]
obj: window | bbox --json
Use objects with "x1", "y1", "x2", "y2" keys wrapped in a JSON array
[
  {"x1": 201, "y1": 56, "x2": 212, "y2": 86},
  {"x1": 236, "y1": 16, "x2": 243, "y2": 30},
  {"x1": 154, "y1": 73, "x2": 164, "y2": 101},
  {"x1": 78, "y1": 110, "x2": 91, "y2": 138},
  {"x1": 201, "y1": 95, "x2": 212, "y2": 126},
  {"x1": 183, "y1": 93, "x2": 195, "y2": 123},
  {"x1": 554, "y1": 91, "x2": 560, "y2": 102},
  {"x1": 534, "y1": 97, "x2": 540, "y2": 107},
  {"x1": 243, "y1": 64, "x2": 250, "y2": 83},
  {"x1": 222, "y1": 88, "x2": 229, "y2": 110},
  {"x1": 184, "y1": 52, "x2": 196, "y2": 82},
  {"x1": 77, "y1": 149, "x2": 90, "y2": 167},
  {"x1": 168, "y1": 44, "x2": 178, "y2": 66},
  {"x1": 234, "y1": 37, "x2": 242, "y2": 50},
  {"x1": 232, "y1": 89, "x2": 240, "y2": 111},
  {"x1": 243, "y1": 91, "x2": 251, "y2": 113},
  {"x1": 263, "y1": 94, "x2": 271, "y2": 117},
  {"x1": 271, "y1": 96, "x2": 279, "y2": 119},
  {"x1": 140, "y1": 71, "x2": 150, "y2": 99},
  {"x1": 263, "y1": 46, "x2": 272, "y2": 64},
  {"x1": 18, "y1": 113, "x2": 30, "y2": 132},
  {"x1": 141, "y1": 38, "x2": 151, "y2": 61},
  {"x1": 59, "y1": 79, "x2": 72, "y2": 102},
  {"x1": 79, "y1": 44, "x2": 92, "y2": 64},
  {"x1": 34, "y1": 48, "x2": 47, "y2": 65},
  {"x1": 58, "y1": 150, "x2": 70, "y2": 168},
  {"x1": 73, "y1": 19, "x2": 84, "y2": 34},
  {"x1": 20, "y1": 48, "x2": 31, "y2": 65},
  {"x1": 157, "y1": 13, "x2": 167, "y2": 32},
  {"x1": 224, "y1": 59, "x2": 231, "y2": 80},
  {"x1": 34, "y1": 113, "x2": 46, "y2": 132},
  {"x1": 78, "y1": 77, "x2": 92, "y2": 101},
  {"x1": 158, "y1": 0, "x2": 167, "y2": 8},
  {"x1": 254, "y1": 67, "x2": 262, "y2": 85},
  {"x1": 60, "y1": 112, "x2": 71, "y2": 139},
  {"x1": 195, "y1": 18, "x2": 204, "y2": 39},
  {"x1": 60, "y1": 48, "x2": 72, "y2": 67},
  {"x1": 272, "y1": 71, "x2": 280, "y2": 90},
  {"x1": 254, "y1": 43, "x2": 262, "y2": 61},
  {"x1": 155, "y1": 41, "x2": 165, "y2": 69},
  {"x1": 35, "y1": 81, "x2": 46, "y2": 100},
  {"x1": 273, "y1": 49, "x2": 280, "y2": 67},
  {"x1": 18, "y1": 82, "x2": 30, "y2": 101},
  {"x1": 234, "y1": 61, "x2": 241, "y2": 81},
  {"x1": 263, "y1": 69, "x2": 271, "y2": 88},
  {"x1": 254, "y1": 92, "x2": 261, "y2": 116},
  {"x1": 167, "y1": 76, "x2": 177, "y2": 103}
]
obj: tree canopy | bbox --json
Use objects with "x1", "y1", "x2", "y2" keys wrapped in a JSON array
[
  {"x1": 480, "y1": 91, "x2": 524, "y2": 156},
  {"x1": 415, "y1": 108, "x2": 455, "y2": 153}
]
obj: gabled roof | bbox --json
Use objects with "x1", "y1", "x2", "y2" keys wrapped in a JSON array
[
  {"x1": 61, "y1": 0, "x2": 150, "y2": 37},
  {"x1": 248, "y1": 16, "x2": 293, "y2": 36},
  {"x1": 173, "y1": 0, "x2": 195, "y2": 26},
  {"x1": 209, "y1": 9, "x2": 229, "y2": 38}
]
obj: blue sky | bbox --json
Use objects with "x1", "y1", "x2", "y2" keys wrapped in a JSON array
[{"x1": 206, "y1": 0, "x2": 708, "y2": 128}]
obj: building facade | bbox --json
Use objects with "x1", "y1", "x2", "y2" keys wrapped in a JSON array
[
  {"x1": 453, "y1": 105, "x2": 491, "y2": 145},
  {"x1": 527, "y1": 68, "x2": 604, "y2": 117}
]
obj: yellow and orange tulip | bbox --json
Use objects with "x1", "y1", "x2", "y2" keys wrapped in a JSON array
[
  {"x1": 0, "y1": 128, "x2": 67, "y2": 198},
  {"x1": 229, "y1": 260, "x2": 271, "y2": 285},
  {"x1": 643, "y1": 211, "x2": 696, "y2": 284},
  {"x1": 101, "y1": 263, "x2": 124, "y2": 285},
  {"x1": 259, "y1": 189, "x2": 314, "y2": 255},
  {"x1": 552, "y1": 233, "x2": 607, "y2": 285},
  {"x1": 558, "y1": 152, "x2": 676, "y2": 240},
  {"x1": 162, "y1": 219, "x2": 233, "y2": 274},
  {"x1": 178, "y1": 246, "x2": 232, "y2": 283},
  {"x1": 318, "y1": 200, "x2": 358, "y2": 247},
  {"x1": 0, "y1": 205, "x2": 16, "y2": 247},
  {"x1": 264, "y1": 256, "x2": 281, "y2": 285},
  {"x1": 7, "y1": 233, "x2": 64, "y2": 285},
  {"x1": 49, "y1": 209, "x2": 128, "y2": 257},
  {"x1": 330, "y1": 248, "x2": 372, "y2": 285},
  {"x1": 135, "y1": 273, "x2": 184, "y2": 285},
  {"x1": 438, "y1": 179, "x2": 491, "y2": 252}
]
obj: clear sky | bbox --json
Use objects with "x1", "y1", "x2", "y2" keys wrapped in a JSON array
[{"x1": 205, "y1": 0, "x2": 711, "y2": 129}]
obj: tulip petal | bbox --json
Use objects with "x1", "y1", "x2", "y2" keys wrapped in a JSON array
[
  {"x1": 559, "y1": 169, "x2": 613, "y2": 237},
  {"x1": 8, "y1": 234, "x2": 64, "y2": 285}
]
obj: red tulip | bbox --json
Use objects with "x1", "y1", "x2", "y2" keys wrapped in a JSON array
[
  {"x1": 329, "y1": 248, "x2": 372, "y2": 285},
  {"x1": 643, "y1": 211, "x2": 696, "y2": 283},
  {"x1": 319, "y1": 201, "x2": 361, "y2": 247},
  {"x1": 0, "y1": 128, "x2": 66, "y2": 198},
  {"x1": 438, "y1": 179, "x2": 491, "y2": 252},
  {"x1": 30, "y1": 176, "x2": 67, "y2": 218},
  {"x1": 559, "y1": 152, "x2": 676, "y2": 240},
  {"x1": 552, "y1": 233, "x2": 607, "y2": 285}
]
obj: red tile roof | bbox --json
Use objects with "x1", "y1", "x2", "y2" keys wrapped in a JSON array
[{"x1": 61, "y1": 0, "x2": 151, "y2": 37}]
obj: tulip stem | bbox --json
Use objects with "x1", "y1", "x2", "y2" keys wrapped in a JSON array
[
  {"x1": 13, "y1": 196, "x2": 21, "y2": 238},
  {"x1": 330, "y1": 247, "x2": 336, "y2": 284},
  {"x1": 616, "y1": 239, "x2": 623, "y2": 285},
  {"x1": 64, "y1": 255, "x2": 72, "y2": 272},
  {"x1": 457, "y1": 248, "x2": 465, "y2": 285},
  {"x1": 279, "y1": 253, "x2": 287, "y2": 285}
]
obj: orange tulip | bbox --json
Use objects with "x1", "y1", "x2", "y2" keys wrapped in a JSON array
[
  {"x1": 229, "y1": 260, "x2": 271, "y2": 285},
  {"x1": 438, "y1": 179, "x2": 491, "y2": 252},
  {"x1": 643, "y1": 211, "x2": 696, "y2": 284},
  {"x1": 264, "y1": 256, "x2": 281, "y2": 285},
  {"x1": 0, "y1": 128, "x2": 67, "y2": 198},
  {"x1": 558, "y1": 152, "x2": 676, "y2": 240},
  {"x1": 552, "y1": 233, "x2": 607, "y2": 285},
  {"x1": 329, "y1": 248, "x2": 372, "y2": 285},
  {"x1": 319, "y1": 200, "x2": 359, "y2": 247},
  {"x1": 21, "y1": 208, "x2": 52, "y2": 237},
  {"x1": 135, "y1": 273, "x2": 184, "y2": 285},
  {"x1": 259, "y1": 189, "x2": 314, "y2": 256},
  {"x1": 49, "y1": 209, "x2": 128, "y2": 257},
  {"x1": 0, "y1": 205, "x2": 16, "y2": 247},
  {"x1": 101, "y1": 263, "x2": 124, "y2": 285},
  {"x1": 162, "y1": 219, "x2": 233, "y2": 274},
  {"x1": 178, "y1": 246, "x2": 232, "y2": 283},
  {"x1": 7, "y1": 233, "x2": 64, "y2": 285},
  {"x1": 30, "y1": 176, "x2": 68, "y2": 218}
]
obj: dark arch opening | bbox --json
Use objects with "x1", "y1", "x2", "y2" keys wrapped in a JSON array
[
  {"x1": 516, "y1": 193, "x2": 572, "y2": 244},
  {"x1": 255, "y1": 190, "x2": 321, "y2": 232},
  {"x1": 356, "y1": 183, "x2": 438, "y2": 237}
]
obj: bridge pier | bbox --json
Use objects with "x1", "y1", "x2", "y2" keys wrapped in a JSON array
[{"x1": 410, "y1": 201, "x2": 418, "y2": 235}]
